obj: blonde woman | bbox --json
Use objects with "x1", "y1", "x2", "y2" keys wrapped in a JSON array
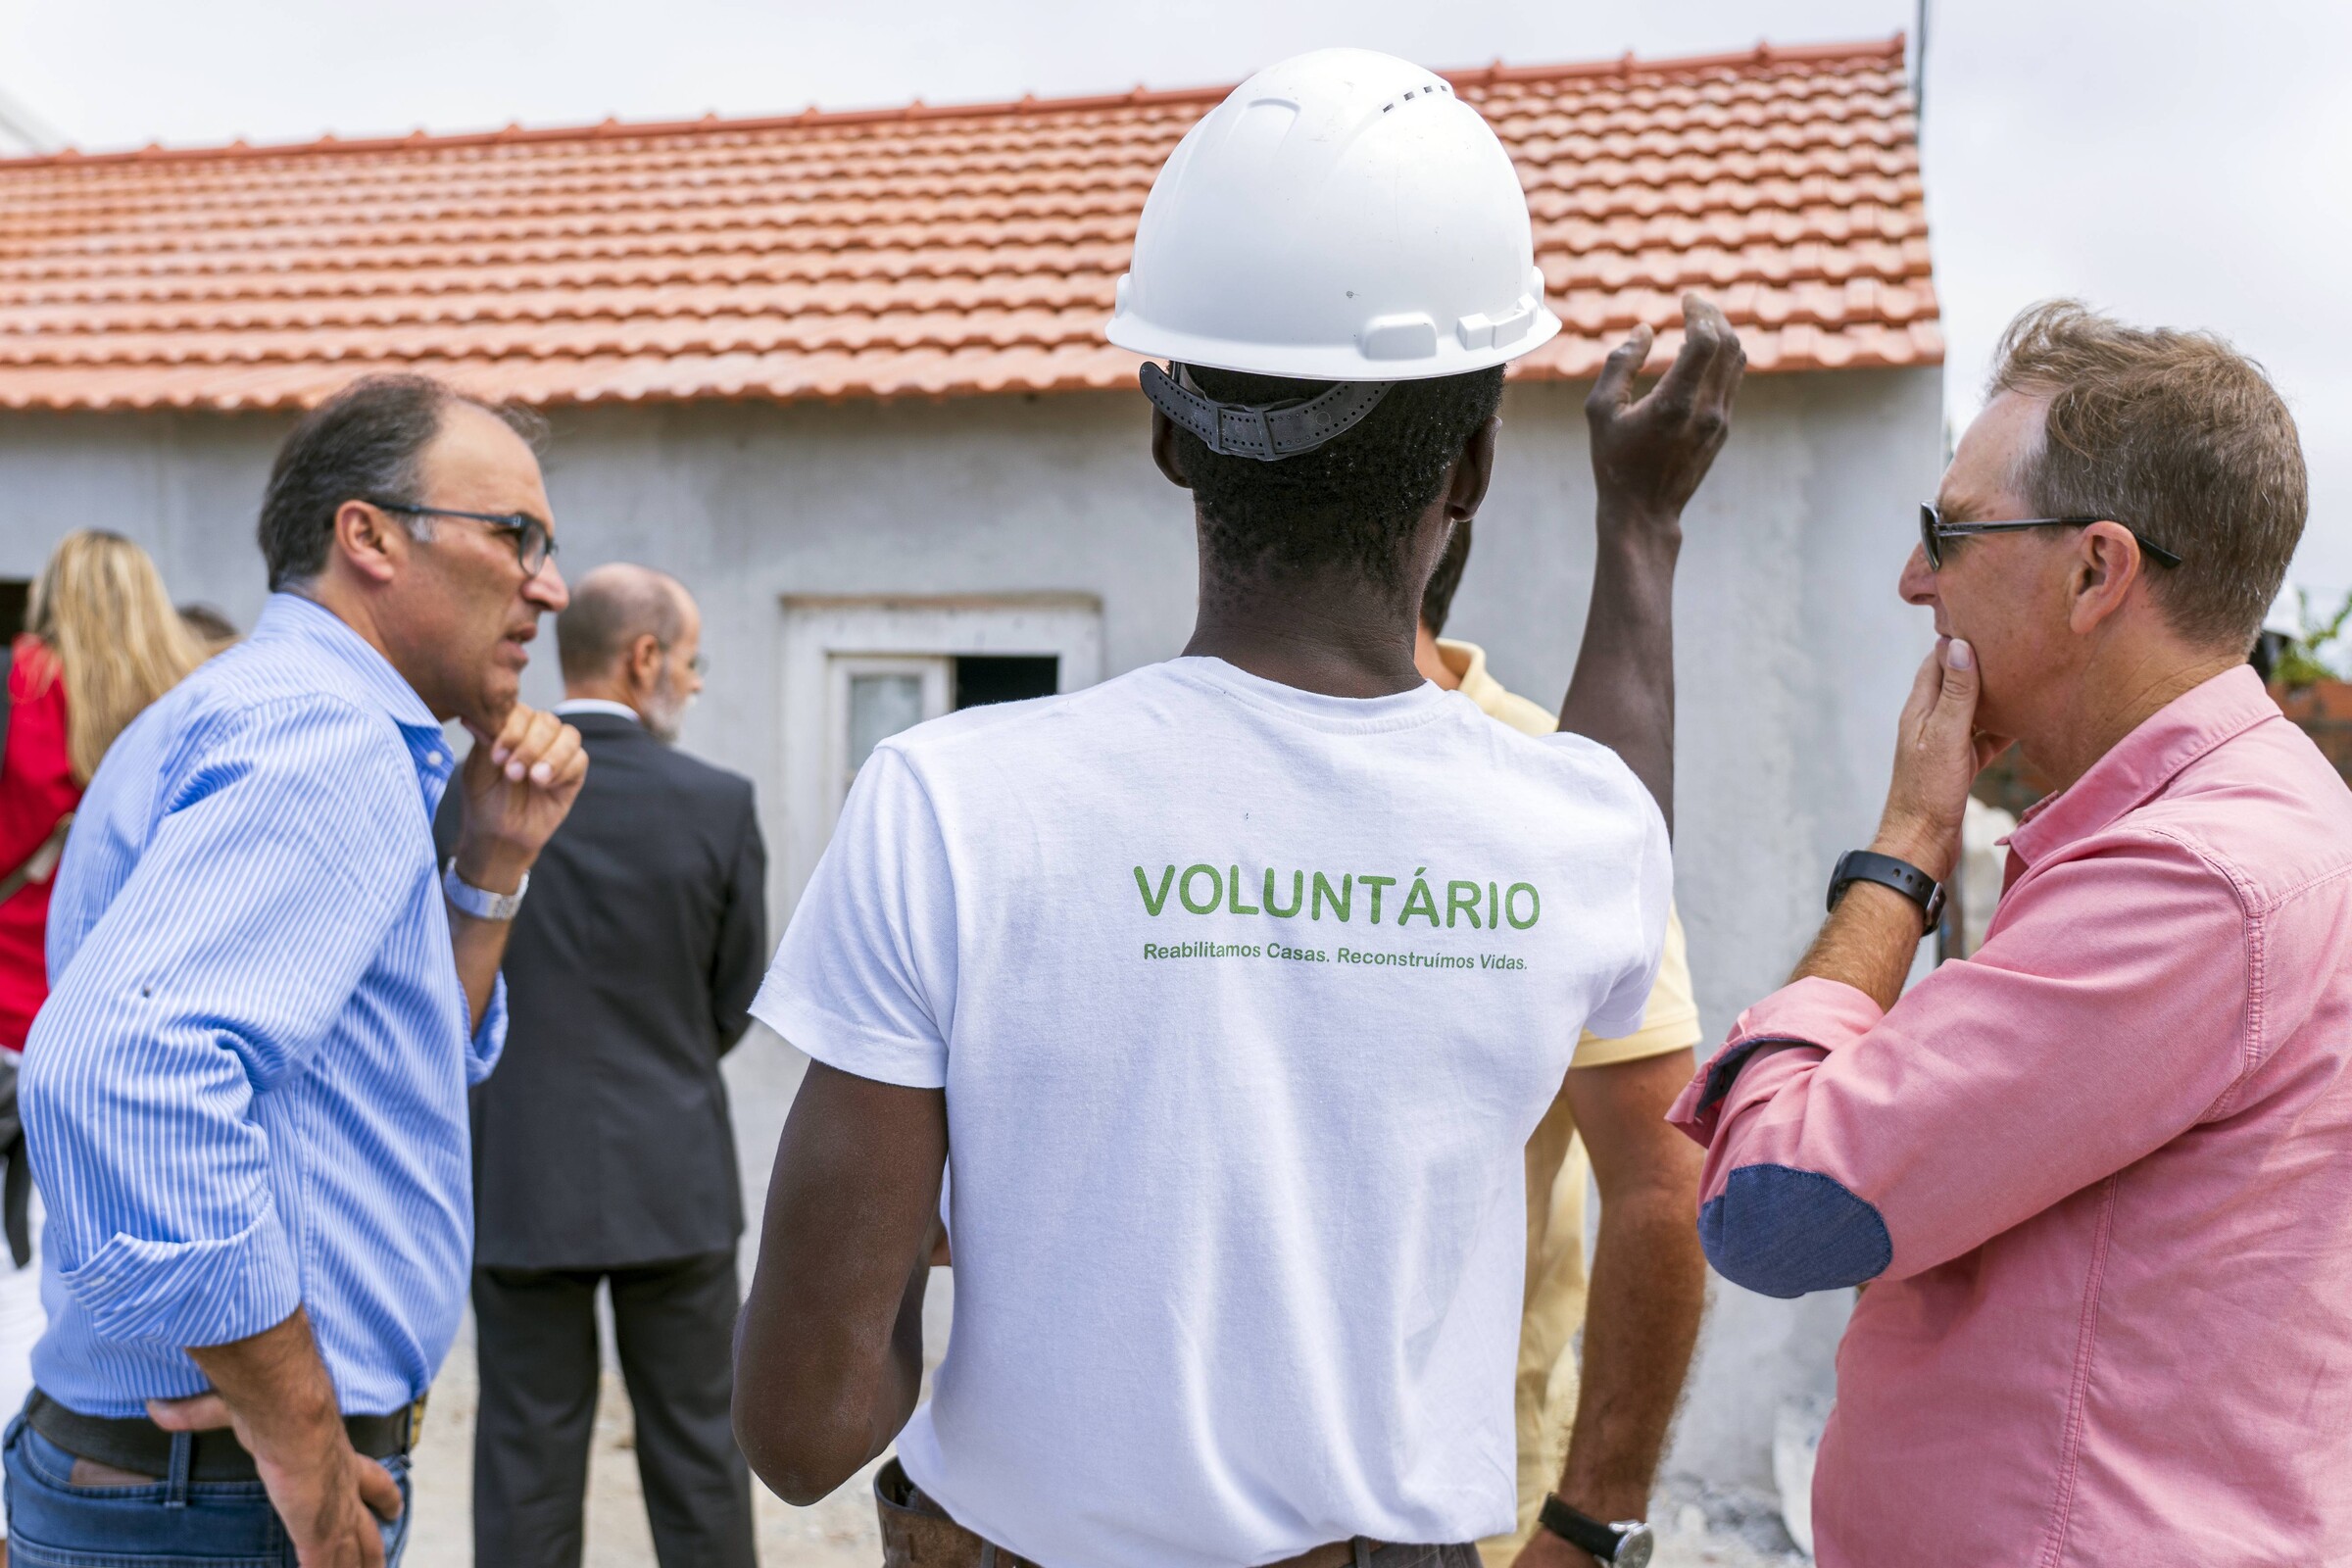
[
  {"x1": 0, "y1": 532, "x2": 203, "y2": 1047},
  {"x1": 0, "y1": 530, "x2": 200, "y2": 1544}
]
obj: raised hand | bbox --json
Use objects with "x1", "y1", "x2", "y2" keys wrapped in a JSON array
[
  {"x1": 1557, "y1": 295, "x2": 1747, "y2": 828},
  {"x1": 1585, "y1": 293, "x2": 1746, "y2": 531}
]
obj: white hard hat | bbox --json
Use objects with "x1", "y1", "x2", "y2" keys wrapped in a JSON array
[{"x1": 1109, "y1": 48, "x2": 1559, "y2": 459}]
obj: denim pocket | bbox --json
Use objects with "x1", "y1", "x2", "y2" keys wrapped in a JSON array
[
  {"x1": 7, "y1": 1424, "x2": 165, "y2": 1501},
  {"x1": 5, "y1": 1420, "x2": 284, "y2": 1567}
]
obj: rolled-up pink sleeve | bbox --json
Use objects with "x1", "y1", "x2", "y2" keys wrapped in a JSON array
[{"x1": 1667, "y1": 830, "x2": 2256, "y2": 1297}]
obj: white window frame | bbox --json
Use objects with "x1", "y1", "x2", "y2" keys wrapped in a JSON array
[
  {"x1": 778, "y1": 594, "x2": 1104, "y2": 912},
  {"x1": 828, "y1": 655, "x2": 953, "y2": 808}
]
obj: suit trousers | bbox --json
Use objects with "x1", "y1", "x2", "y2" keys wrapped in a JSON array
[{"x1": 472, "y1": 1250, "x2": 756, "y2": 1568}]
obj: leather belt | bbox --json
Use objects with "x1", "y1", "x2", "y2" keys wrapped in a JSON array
[
  {"x1": 25, "y1": 1388, "x2": 425, "y2": 1485},
  {"x1": 874, "y1": 1458, "x2": 1432, "y2": 1568}
]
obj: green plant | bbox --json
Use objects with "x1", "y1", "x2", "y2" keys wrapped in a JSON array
[{"x1": 2275, "y1": 588, "x2": 2352, "y2": 691}]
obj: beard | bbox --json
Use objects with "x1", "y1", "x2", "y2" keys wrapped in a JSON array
[{"x1": 643, "y1": 668, "x2": 693, "y2": 745}]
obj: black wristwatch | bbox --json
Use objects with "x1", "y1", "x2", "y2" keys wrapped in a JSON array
[
  {"x1": 1828, "y1": 848, "x2": 1945, "y2": 927},
  {"x1": 1539, "y1": 1495, "x2": 1653, "y2": 1566}
]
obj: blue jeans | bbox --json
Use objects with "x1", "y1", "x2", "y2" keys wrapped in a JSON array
[{"x1": 2, "y1": 1415, "x2": 410, "y2": 1567}]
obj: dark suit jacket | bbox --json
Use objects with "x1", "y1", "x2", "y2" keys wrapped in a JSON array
[{"x1": 435, "y1": 710, "x2": 767, "y2": 1269}]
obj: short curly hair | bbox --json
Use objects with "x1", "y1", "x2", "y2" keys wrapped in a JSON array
[{"x1": 1174, "y1": 365, "x2": 1504, "y2": 602}]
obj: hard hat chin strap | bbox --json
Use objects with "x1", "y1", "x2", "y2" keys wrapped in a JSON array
[{"x1": 1141, "y1": 362, "x2": 1394, "y2": 463}]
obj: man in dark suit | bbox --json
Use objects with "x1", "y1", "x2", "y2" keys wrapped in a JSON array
[{"x1": 437, "y1": 563, "x2": 765, "y2": 1568}]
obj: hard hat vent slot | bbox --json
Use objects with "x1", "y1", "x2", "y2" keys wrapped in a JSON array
[{"x1": 1380, "y1": 81, "x2": 1453, "y2": 115}]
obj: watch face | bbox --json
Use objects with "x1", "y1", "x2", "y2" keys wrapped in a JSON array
[{"x1": 1612, "y1": 1524, "x2": 1654, "y2": 1568}]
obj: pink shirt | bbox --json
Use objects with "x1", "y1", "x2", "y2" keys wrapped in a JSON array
[{"x1": 1669, "y1": 666, "x2": 2352, "y2": 1566}]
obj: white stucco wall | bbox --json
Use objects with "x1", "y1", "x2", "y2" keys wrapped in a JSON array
[{"x1": 0, "y1": 362, "x2": 1942, "y2": 1490}]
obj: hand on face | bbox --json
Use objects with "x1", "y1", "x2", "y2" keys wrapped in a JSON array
[
  {"x1": 1874, "y1": 637, "x2": 2014, "y2": 883},
  {"x1": 454, "y1": 704, "x2": 588, "y2": 889},
  {"x1": 1585, "y1": 293, "x2": 1747, "y2": 530},
  {"x1": 388, "y1": 403, "x2": 568, "y2": 731}
]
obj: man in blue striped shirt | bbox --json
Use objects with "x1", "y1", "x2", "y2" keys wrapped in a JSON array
[{"x1": 9, "y1": 374, "x2": 587, "y2": 1568}]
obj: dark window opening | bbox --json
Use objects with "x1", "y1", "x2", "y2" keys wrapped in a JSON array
[
  {"x1": 0, "y1": 581, "x2": 30, "y2": 645},
  {"x1": 955, "y1": 655, "x2": 1057, "y2": 710}
]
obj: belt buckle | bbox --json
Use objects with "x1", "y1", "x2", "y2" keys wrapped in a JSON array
[{"x1": 404, "y1": 1395, "x2": 428, "y2": 1451}]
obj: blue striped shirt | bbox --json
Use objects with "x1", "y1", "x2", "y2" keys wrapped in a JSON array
[{"x1": 22, "y1": 593, "x2": 505, "y2": 1418}]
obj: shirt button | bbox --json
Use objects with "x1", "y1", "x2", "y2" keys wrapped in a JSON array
[{"x1": 425, "y1": 752, "x2": 444, "y2": 766}]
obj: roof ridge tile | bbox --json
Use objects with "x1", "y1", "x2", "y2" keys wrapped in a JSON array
[{"x1": 0, "y1": 36, "x2": 1934, "y2": 408}]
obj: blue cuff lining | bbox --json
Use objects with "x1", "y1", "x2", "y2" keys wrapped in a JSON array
[
  {"x1": 1696, "y1": 1035, "x2": 1817, "y2": 1112},
  {"x1": 1699, "y1": 1162, "x2": 1892, "y2": 1298}
]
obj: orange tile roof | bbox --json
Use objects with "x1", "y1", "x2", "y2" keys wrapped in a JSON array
[{"x1": 0, "y1": 36, "x2": 1937, "y2": 412}]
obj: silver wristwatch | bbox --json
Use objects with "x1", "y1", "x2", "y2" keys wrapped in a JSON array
[
  {"x1": 1603, "y1": 1522, "x2": 1653, "y2": 1567},
  {"x1": 443, "y1": 859, "x2": 529, "y2": 922}
]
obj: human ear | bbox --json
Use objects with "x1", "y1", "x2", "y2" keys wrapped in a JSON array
[
  {"x1": 2066, "y1": 522, "x2": 2143, "y2": 635},
  {"x1": 331, "y1": 501, "x2": 403, "y2": 586},
  {"x1": 629, "y1": 633, "x2": 664, "y2": 691},
  {"x1": 1443, "y1": 416, "x2": 1500, "y2": 522},
  {"x1": 1150, "y1": 407, "x2": 1192, "y2": 490}
]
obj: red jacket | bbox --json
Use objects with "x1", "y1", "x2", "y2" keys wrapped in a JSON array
[{"x1": 0, "y1": 637, "x2": 80, "y2": 1055}]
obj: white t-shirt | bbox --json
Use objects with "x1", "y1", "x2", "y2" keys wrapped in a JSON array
[{"x1": 754, "y1": 657, "x2": 1670, "y2": 1568}]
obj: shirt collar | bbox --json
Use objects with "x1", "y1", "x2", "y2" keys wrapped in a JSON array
[
  {"x1": 553, "y1": 698, "x2": 642, "y2": 725},
  {"x1": 2007, "y1": 663, "x2": 2278, "y2": 867},
  {"x1": 251, "y1": 593, "x2": 455, "y2": 790}
]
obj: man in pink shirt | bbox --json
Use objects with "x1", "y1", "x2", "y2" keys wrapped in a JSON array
[{"x1": 1670, "y1": 300, "x2": 2351, "y2": 1565}]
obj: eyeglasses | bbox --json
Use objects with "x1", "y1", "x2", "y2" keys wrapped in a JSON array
[
  {"x1": 368, "y1": 499, "x2": 559, "y2": 578},
  {"x1": 1920, "y1": 501, "x2": 2182, "y2": 572},
  {"x1": 687, "y1": 653, "x2": 710, "y2": 676}
]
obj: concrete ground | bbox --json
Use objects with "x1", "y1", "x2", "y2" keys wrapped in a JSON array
[{"x1": 404, "y1": 1320, "x2": 884, "y2": 1568}]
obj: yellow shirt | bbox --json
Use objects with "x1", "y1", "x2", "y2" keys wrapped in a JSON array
[{"x1": 1438, "y1": 640, "x2": 1703, "y2": 1565}]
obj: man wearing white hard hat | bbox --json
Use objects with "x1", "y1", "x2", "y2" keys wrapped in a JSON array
[{"x1": 735, "y1": 48, "x2": 1743, "y2": 1568}]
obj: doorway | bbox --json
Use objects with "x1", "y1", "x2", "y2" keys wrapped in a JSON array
[
  {"x1": 830, "y1": 654, "x2": 1063, "y2": 800},
  {"x1": 778, "y1": 595, "x2": 1103, "y2": 909}
]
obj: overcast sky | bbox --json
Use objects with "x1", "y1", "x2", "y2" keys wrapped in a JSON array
[{"x1": 5, "y1": 0, "x2": 2347, "y2": 617}]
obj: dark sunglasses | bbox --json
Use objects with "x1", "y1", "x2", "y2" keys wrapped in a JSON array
[
  {"x1": 1920, "y1": 502, "x2": 2182, "y2": 572},
  {"x1": 369, "y1": 499, "x2": 558, "y2": 578}
]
